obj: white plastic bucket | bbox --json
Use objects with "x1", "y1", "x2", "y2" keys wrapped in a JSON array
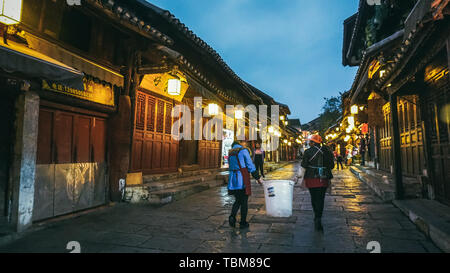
[{"x1": 263, "y1": 180, "x2": 294, "y2": 217}]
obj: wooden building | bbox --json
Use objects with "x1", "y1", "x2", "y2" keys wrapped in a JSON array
[
  {"x1": 342, "y1": 0, "x2": 450, "y2": 204},
  {"x1": 0, "y1": 0, "x2": 295, "y2": 231}
]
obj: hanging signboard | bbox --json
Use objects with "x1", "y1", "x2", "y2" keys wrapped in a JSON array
[{"x1": 42, "y1": 78, "x2": 115, "y2": 107}]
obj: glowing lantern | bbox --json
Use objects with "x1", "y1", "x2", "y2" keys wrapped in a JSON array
[
  {"x1": 235, "y1": 109, "x2": 243, "y2": 119},
  {"x1": 0, "y1": 0, "x2": 22, "y2": 25},
  {"x1": 167, "y1": 78, "x2": 181, "y2": 95},
  {"x1": 348, "y1": 116, "x2": 355, "y2": 127},
  {"x1": 208, "y1": 103, "x2": 219, "y2": 115}
]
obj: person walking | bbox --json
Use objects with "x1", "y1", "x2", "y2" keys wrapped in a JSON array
[
  {"x1": 301, "y1": 134, "x2": 334, "y2": 231},
  {"x1": 228, "y1": 140, "x2": 263, "y2": 229},
  {"x1": 253, "y1": 142, "x2": 265, "y2": 178},
  {"x1": 336, "y1": 152, "x2": 345, "y2": 170},
  {"x1": 359, "y1": 134, "x2": 366, "y2": 166}
]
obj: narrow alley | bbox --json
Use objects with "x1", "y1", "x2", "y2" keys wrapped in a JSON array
[{"x1": 0, "y1": 163, "x2": 440, "y2": 253}]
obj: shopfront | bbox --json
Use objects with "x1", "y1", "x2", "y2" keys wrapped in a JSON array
[{"x1": 33, "y1": 77, "x2": 118, "y2": 221}]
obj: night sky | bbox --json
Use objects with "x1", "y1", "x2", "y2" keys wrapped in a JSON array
[{"x1": 148, "y1": 0, "x2": 359, "y2": 123}]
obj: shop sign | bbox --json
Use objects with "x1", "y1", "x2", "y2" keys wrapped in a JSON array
[{"x1": 42, "y1": 78, "x2": 115, "y2": 107}]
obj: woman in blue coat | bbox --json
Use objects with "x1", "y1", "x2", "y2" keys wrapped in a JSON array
[{"x1": 228, "y1": 140, "x2": 262, "y2": 229}]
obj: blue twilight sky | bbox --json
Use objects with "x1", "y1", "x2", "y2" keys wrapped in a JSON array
[{"x1": 148, "y1": 0, "x2": 359, "y2": 123}]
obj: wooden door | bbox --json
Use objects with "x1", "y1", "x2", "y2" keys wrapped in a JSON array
[
  {"x1": 423, "y1": 83, "x2": 450, "y2": 205},
  {"x1": 34, "y1": 107, "x2": 108, "y2": 221},
  {"x1": 131, "y1": 91, "x2": 179, "y2": 174}
]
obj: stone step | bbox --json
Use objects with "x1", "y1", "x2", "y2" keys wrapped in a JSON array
[
  {"x1": 142, "y1": 168, "x2": 221, "y2": 183},
  {"x1": 125, "y1": 171, "x2": 228, "y2": 205},
  {"x1": 350, "y1": 166, "x2": 422, "y2": 202},
  {"x1": 148, "y1": 179, "x2": 225, "y2": 205},
  {"x1": 143, "y1": 174, "x2": 221, "y2": 192}
]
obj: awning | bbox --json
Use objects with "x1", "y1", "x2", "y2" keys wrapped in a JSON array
[
  {"x1": 0, "y1": 40, "x2": 84, "y2": 90},
  {"x1": 25, "y1": 34, "x2": 124, "y2": 88}
]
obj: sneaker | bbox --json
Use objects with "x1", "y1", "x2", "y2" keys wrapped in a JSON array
[
  {"x1": 229, "y1": 216, "x2": 236, "y2": 228},
  {"x1": 240, "y1": 222, "x2": 250, "y2": 229}
]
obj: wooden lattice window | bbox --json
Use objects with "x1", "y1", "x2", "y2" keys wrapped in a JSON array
[
  {"x1": 165, "y1": 103, "x2": 172, "y2": 135},
  {"x1": 136, "y1": 93, "x2": 146, "y2": 131},
  {"x1": 147, "y1": 96, "x2": 156, "y2": 132},
  {"x1": 156, "y1": 100, "x2": 165, "y2": 133}
]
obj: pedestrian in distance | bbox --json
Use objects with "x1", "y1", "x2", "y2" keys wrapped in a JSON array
[
  {"x1": 227, "y1": 140, "x2": 263, "y2": 229},
  {"x1": 301, "y1": 134, "x2": 334, "y2": 232},
  {"x1": 253, "y1": 142, "x2": 265, "y2": 178},
  {"x1": 359, "y1": 134, "x2": 367, "y2": 166}
]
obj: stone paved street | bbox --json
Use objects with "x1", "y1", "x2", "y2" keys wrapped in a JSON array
[{"x1": 0, "y1": 162, "x2": 441, "y2": 253}]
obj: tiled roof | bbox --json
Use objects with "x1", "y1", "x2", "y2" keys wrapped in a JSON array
[
  {"x1": 136, "y1": 0, "x2": 262, "y2": 104},
  {"x1": 87, "y1": 0, "x2": 174, "y2": 45}
]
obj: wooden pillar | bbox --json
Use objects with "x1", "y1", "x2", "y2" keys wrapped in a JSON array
[{"x1": 389, "y1": 94, "x2": 404, "y2": 199}]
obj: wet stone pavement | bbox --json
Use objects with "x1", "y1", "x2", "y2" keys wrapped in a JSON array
[{"x1": 0, "y1": 162, "x2": 442, "y2": 253}]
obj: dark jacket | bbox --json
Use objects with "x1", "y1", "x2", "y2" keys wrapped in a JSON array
[{"x1": 301, "y1": 144, "x2": 334, "y2": 179}]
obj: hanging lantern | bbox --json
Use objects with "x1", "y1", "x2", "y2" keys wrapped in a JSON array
[
  {"x1": 167, "y1": 78, "x2": 181, "y2": 95},
  {"x1": 0, "y1": 0, "x2": 22, "y2": 25},
  {"x1": 351, "y1": 105, "x2": 358, "y2": 114},
  {"x1": 208, "y1": 103, "x2": 219, "y2": 116},
  {"x1": 348, "y1": 116, "x2": 355, "y2": 127},
  {"x1": 235, "y1": 109, "x2": 243, "y2": 119}
]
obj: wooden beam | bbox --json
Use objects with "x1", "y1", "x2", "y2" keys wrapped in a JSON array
[{"x1": 389, "y1": 94, "x2": 404, "y2": 199}]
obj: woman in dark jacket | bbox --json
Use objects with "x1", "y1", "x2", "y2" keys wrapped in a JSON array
[{"x1": 301, "y1": 134, "x2": 334, "y2": 231}]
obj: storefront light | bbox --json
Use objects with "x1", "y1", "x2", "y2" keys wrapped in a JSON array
[
  {"x1": 288, "y1": 142, "x2": 292, "y2": 146},
  {"x1": 167, "y1": 78, "x2": 181, "y2": 95},
  {"x1": 344, "y1": 135, "x2": 350, "y2": 142},
  {"x1": 336, "y1": 128, "x2": 339, "y2": 131},
  {"x1": 235, "y1": 109, "x2": 243, "y2": 119},
  {"x1": 359, "y1": 106, "x2": 364, "y2": 111},
  {"x1": 280, "y1": 116, "x2": 285, "y2": 121},
  {"x1": 208, "y1": 103, "x2": 219, "y2": 116},
  {"x1": 348, "y1": 116, "x2": 355, "y2": 127},
  {"x1": 0, "y1": 0, "x2": 22, "y2": 25},
  {"x1": 268, "y1": 126, "x2": 274, "y2": 134},
  {"x1": 283, "y1": 139, "x2": 288, "y2": 144},
  {"x1": 351, "y1": 105, "x2": 358, "y2": 114}
]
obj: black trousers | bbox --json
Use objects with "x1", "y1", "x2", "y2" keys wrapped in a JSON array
[
  {"x1": 230, "y1": 189, "x2": 248, "y2": 223},
  {"x1": 308, "y1": 187, "x2": 327, "y2": 219},
  {"x1": 254, "y1": 156, "x2": 264, "y2": 177},
  {"x1": 336, "y1": 158, "x2": 344, "y2": 170}
]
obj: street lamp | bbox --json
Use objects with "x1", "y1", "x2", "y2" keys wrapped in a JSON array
[
  {"x1": 235, "y1": 109, "x2": 243, "y2": 119},
  {"x1": 167, "y1": 78, "x2": 181, "y2": 95},
  {"x1": 0, "y1": 0, "x2": 22, "y2": 25},
  {"x1": 348, "y1": 116, "x2": 355, "y2": 127},
  {"x1": 208, "y1": 103, "x2": 219, "y2": 116}
]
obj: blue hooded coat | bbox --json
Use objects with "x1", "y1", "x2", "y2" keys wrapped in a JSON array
[{"x1": 227, "y1": 144, "x2": 257, "y2": 191}]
